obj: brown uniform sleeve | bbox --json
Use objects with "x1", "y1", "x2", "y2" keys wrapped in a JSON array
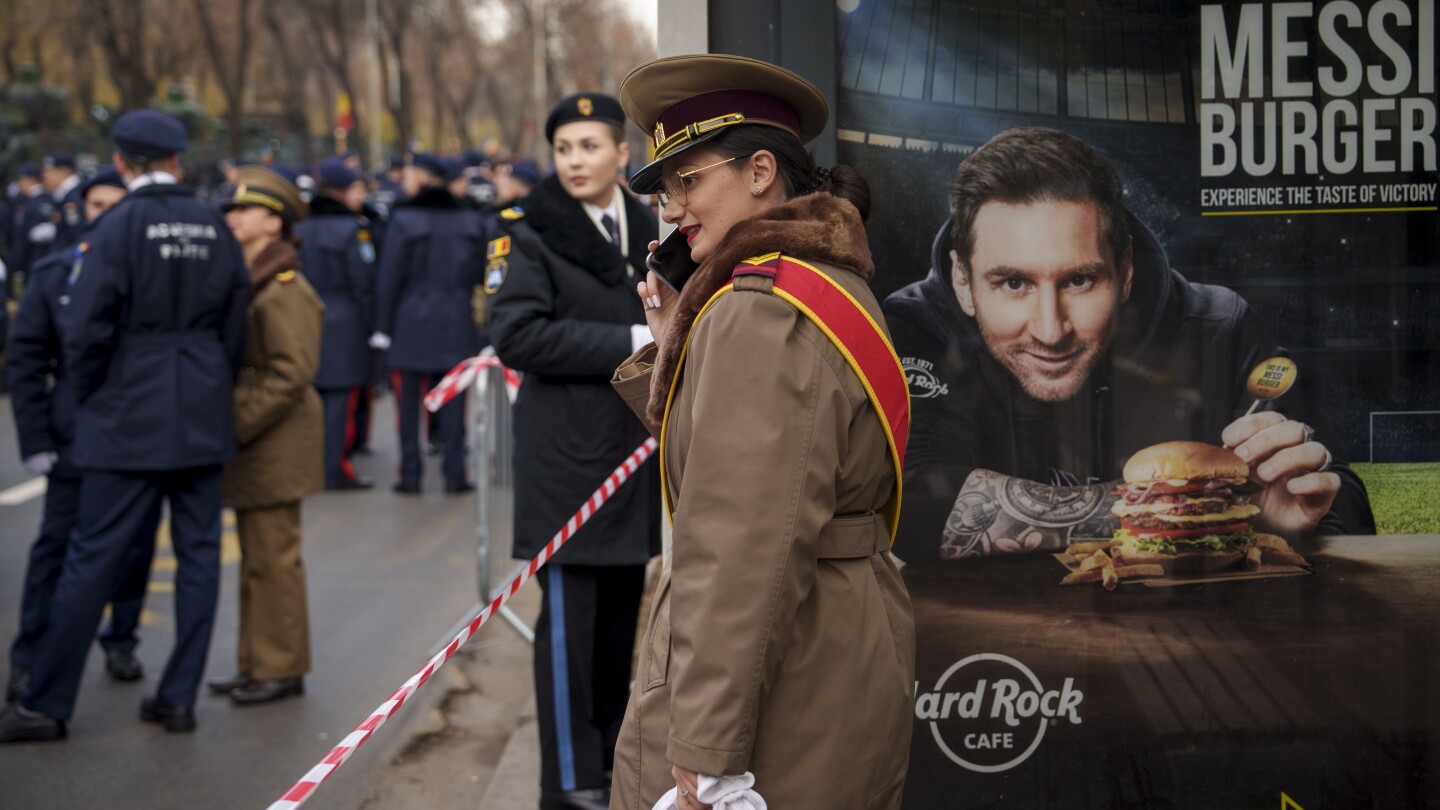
[
  {"x1": 234, "y1": 282, "x2": 324, "y2": 447},
  {"x1": 612, "y1": 343, "x2": 660, "y2": 436}
]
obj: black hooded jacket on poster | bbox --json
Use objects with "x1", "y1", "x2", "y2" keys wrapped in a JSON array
[
  {"x1": 487, "y1": 175, "x2": 661, "y2": 566},
  {"x1": 882, "y1": 214, "x2": 1375, "y2": 562}
]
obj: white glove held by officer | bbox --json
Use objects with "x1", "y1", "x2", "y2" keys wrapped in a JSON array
[
  {"x1": 368, "y1": 332, "x2": 392, "y2": 350},
  {"x1": 652, "y1": 772, "x2": 766, "y2": 810},
  {"x1": 24, "y1": 452, "x2": 59, "y2": 475}
]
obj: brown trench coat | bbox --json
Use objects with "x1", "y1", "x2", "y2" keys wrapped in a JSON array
[
  {"x1": 223, "y1": 241, "x2": 325, "y2": 510},
  {"x1": 608, "y1": 195, "x2": 915, "y2": 810}
]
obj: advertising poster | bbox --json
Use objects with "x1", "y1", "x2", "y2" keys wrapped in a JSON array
[{"x1": 833, "y1": 1, "x2": 1438, "y2": 806}]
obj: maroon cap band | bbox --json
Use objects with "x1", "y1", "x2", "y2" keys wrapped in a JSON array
[{"x1": 653, "y1": 89, "x2": 802, "y2": 156}]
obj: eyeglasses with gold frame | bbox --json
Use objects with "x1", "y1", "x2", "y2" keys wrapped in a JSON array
[{"x1": 657, "y1": 155, "x2": 744, "y2": 206}]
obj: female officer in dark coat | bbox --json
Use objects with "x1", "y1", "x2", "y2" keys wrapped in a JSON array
[
  {"x1": 487, "y1": 94, "x2": 662, "y2": 810},
  {"x1": 296, "y1": 156, "x2": 379, "y2": 490},
  {"x1": 371, "y1": 153, "x2": 487, "y2": 493}
]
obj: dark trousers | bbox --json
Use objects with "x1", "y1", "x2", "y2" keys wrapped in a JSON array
[
  {"x1": 391, "y1": 370, "x2": 466, "y2": 488},
  {"x1": 320, "y1": 387, "x2": 362, "y2": 486},
  {"x1": 534, "y1": 563, "x2": 645, "y2": 792},
  {"x1": 352, "y1": 383, "x2": 374, "y2": 451},
  {"x1": 10, "y1": 470, "x2": 153, "y2": 671},
  {"x1": 22, "y1": 466, "x2": 222, "y2": 720}
]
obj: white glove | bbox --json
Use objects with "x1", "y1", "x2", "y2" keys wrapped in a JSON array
[
  {"x1": 368, "y1": 332, "x2": 392, "y2": 350},
  {"x1": 24, "y1": 452, "x2": 59, "y2": 475},
  {"x1": 651, "y1": 772, "x2": 766, "y2": 810},
  {"x1": 28, "y1": 221, "x2": 57, "y2": 245},
  {"x1": 631, "y1": 324, "x2": 654, "y2": 353}
]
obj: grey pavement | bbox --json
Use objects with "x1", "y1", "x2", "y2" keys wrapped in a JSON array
[{"x1": 0, "y1": 390, "x2": 542, "y2": 809}]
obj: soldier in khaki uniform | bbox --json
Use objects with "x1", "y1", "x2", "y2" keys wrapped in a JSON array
[
  {"x1": 610, "y1": 56, "x2": 915, "y2": 810},
  {"x1": 210, "y1": 166, "x2": 325, "y2": 706}
]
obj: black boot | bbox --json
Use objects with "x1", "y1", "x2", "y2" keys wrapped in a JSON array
[{"x1": 0, "y1": 702, "x2": 66, "y2": 743}]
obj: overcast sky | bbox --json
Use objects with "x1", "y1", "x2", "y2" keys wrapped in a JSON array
[{"x1": 622, "y1": 0, "x2": 658, "y2": 38}]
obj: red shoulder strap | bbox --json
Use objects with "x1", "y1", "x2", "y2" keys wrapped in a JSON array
[{"x1": 733, "y1": 253, "x2": 910, "y2": 542}]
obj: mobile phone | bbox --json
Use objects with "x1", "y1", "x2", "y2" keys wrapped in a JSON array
[{"x1": 644, "y1": 227, "x2": 699, "y2": 293}]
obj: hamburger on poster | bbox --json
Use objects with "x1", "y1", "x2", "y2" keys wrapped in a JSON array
[{"x1": 1109, "y1": 441, "x2": 1262, "y2": 573}]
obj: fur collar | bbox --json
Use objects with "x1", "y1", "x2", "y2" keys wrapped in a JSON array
[
  {"x1": 249, "y1": 239, "x2": 300, "y2": 290},
  {"x1": 645, "y1": 193, "x2": 872, "y2": 423},
  {"x1": 401, "y1": 186, "x2": 463, "y2": 211},
  {"x1": 516, "y1": 174, "x2": 653, "y2": 283},
  {"x1": 308, "y1": 195, "x2": 359, "y2": 219}
]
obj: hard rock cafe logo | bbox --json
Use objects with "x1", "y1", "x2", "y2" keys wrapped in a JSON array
[
  {"x1": 916, "y1": 653, "x2": 1084, "y2": 773},
  {"x1": 578, "y1": 97, "x2": 594, "y2": 116},
  {"x1": 901, "y1": 356, "x2": 948, "y2": 399}
]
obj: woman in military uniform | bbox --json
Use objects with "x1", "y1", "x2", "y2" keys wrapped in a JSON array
[
  {"x1": 486, "y1": 94, "x2": 662, "y2": 810},
  {"x1": 610, "y1": 56, "x2": 915, "y2": 809},
  {"x1": 209, "y1": 166, "x2": 324, "y2": 706}
]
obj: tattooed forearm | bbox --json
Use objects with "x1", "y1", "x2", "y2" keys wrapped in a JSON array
[{"x1": 939, "y1": 469, "x2": 1121, "y2": 560}]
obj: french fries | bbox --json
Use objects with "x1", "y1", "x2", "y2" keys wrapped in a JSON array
[
  {"x1": 1254, "y1": 533, "x2": 1311, "y2": 568},
  {"x1": 1059, "y1": 548, "x2": 1159, "y2": 589},
  {"x1": 1061, "y1": 569, "x2": 1103, "y2": 585},
  {"x1": 1245, "y1": 545, "x2": 1264, "y2": 571},
  {"x1": 1061, "y1": 532, "x2": 1310, "y2": 589}
]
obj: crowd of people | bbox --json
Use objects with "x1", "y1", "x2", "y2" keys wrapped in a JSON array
[{"x1": 0, "y1": 108, "x2": 570, "y2": 746}]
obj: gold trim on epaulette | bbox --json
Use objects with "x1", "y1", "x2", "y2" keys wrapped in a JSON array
[
  {"x1": 275, "y1": 269, "x2": 298, "y2": 284},
  {"x1": 500, "y1": 207, "x2": 525, "y2": 221}
]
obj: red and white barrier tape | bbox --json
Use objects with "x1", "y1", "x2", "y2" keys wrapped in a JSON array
[
  {"x1": 267, "y1": 435, "x2": 659, "y2": 810},
  {"x1": 424, "y1": 354, "x2": 520, "y2": 413}
]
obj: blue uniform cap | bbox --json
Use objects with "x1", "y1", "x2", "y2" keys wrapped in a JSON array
[
  {"x1": 507, "y1": 158, "x2": 543, "y2": 187},
  {"x1": 112, "y1": 109, "x2": 189, "y2": 158},
  {"x1": 43, "y1": 153, "x2": 77, "y2": 170},
  {"x1": 318, "y1": 156, "x2": 361, "y2": 189},
  {"x1": 406, "y1": 151, "x2": 447, "y2": 179},
  {"x1": 78, "y1": 166, "x2": 126, "y2": 199},
  {"x1": 545, "y1": 93, "x2": 626, "y2": 143},
  {"x1": 268, "y1": 165, "x2": 302, "y2": 185},
  {"x1": 441, "y1": 157, "x2": 467, "y2": 183},
  {"x1": 18, "y1": 163, "x2": 42, "y2": 179}
]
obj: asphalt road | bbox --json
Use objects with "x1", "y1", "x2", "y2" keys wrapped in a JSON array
[{"x1": 0, "y1": 391, "x2": 492, "y2": 809}]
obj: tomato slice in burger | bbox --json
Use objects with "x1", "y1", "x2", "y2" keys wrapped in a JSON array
[{"x1": 1122, "y1": 521, "x2": 1252, "y2": 540}]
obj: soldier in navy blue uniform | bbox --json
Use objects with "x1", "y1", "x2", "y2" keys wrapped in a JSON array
[
  {"x1": 370, "y1": 152, "x2": 487, "y2": 494},
  {"x1": 42, "y1": 154, "x2": 85, "y2": 249},
  {"x1": 367, "y1": 155, "x2": 406, "y2": 220},
  {"x1": 5, "y1": 167, "x2": 154, "y2": 704},
  {"x1": 0, "y1": 109, "x2": 249, "y2": 742},
  {"x1": 10, "y1": 163, "x2": 54, "y2": 288},
  {"x1": 487, "y1": 93, "x2": 661, "y2": 810},
  {"x1": 298, "y1": 157, "x2": 379, "y2": 490}
]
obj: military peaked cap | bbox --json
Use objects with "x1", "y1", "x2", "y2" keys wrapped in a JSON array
[{"x1": 618, "y1": 54, "x2": 829, "y2": 195}]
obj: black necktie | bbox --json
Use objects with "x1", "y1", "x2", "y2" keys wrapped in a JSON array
[{"x1": 601, "y1": 213, "x2": 619, "y2": 245}]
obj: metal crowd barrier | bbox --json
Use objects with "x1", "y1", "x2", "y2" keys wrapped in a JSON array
[{"x1": 461, "y1": 348, "x2": 533, "y2": 643}]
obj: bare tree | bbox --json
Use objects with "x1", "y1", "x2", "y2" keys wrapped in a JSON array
[
  {"x1": 192, "y1": 0, "x2": 256, "y2": 157},
  {"x1": 295, "y1": 0, "x2": 368, "y2": 156},
  {"x1": 259, "y1": 0, "x2": 319, "y2": 164},
  {"x1": 377, "y1": 0, "x2": 418, "y2": 149},
  {"x1": 91, "y1": 0, "x2": 198, "y2": 111}
]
